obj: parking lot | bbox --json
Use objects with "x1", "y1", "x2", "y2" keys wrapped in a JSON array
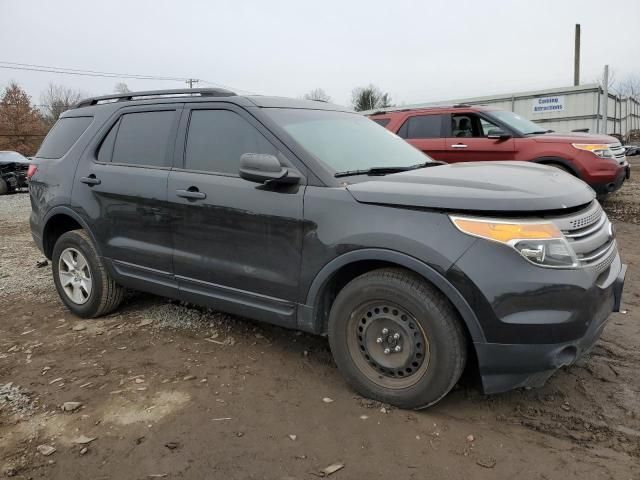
[{"x1": 1, "y1": 164, "x2": 639, "y2": 479}]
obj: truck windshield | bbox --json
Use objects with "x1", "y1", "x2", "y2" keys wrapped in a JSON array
[
  {"x1": 263, "y1": 109, "x2": 433, "y2": 173},
  {"x1": 487, "y1": 110, "x2": 548, "y2": 135}
]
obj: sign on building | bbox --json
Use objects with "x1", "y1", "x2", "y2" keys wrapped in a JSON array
[{"x1": 532, "y1": 96, "x2": 565, "y2": 114}]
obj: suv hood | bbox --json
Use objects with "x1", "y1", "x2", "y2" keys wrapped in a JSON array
[
  {"x1": 345, "y1": 161, "x2": 595, "y2": 212},
  {"x1": 531, "y1": 132, "x2": 619, "y2": 144}
]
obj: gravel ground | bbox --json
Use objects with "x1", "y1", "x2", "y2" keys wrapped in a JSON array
[{"x1": 0, "y1": 176, "x2": 639, "y2": 479}]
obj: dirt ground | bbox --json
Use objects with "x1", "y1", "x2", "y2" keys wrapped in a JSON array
[{"x1": 1, "y1": 165, "x2": 639, "y2": 480}]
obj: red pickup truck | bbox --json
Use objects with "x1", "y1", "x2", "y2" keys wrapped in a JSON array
[{"x1": 368, "y1": 105, "x2": 630, "y2": 194}]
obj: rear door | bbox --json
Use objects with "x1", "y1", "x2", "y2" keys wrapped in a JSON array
[
  {"x1": 167, "y1": 103, "x2": 306, "y2": 327},
  {"x1": 72, "y1": 105, "x2": 181, "y2": 297},
  {"x1": 445, "y1": 112, "x2": 515, "y2": 162},
  {"x1": 396, "y1": 113, "x2": 448, "y2": 161}
]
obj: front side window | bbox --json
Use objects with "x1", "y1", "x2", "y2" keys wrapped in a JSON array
[
  {"x1": 111, "y1": 110, "x2": 175, "y2": 167},
  {"x1": 487, "y1": 110, "x2": 547, "y2": 135},
  {"x1": 184, "y1": 109, "x2": 277, "y2": 174},
  {"x1": 451, "y1": 113, "x2": 501, "y2": 138},
  {"x1": 398, "y1": 115, "x2": 443, "y2": 139},
  {"x1": 37, "y1": 116, "x2": 93, "y2": 159}
]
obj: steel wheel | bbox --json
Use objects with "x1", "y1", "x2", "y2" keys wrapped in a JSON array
[
  {"x1": 347, "y1": 301, "x2": 430, "y2": 389},
  {"x1": 58, "y1": 247, "x2": 92, "y2": 305}
]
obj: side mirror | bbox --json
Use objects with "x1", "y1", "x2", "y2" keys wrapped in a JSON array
[
  {"x1": 487, "y1": 128, "x2": 512, "y2": 140},
  {"x1": 239, "y1": 153, "x2": 299, "y2": 184}
]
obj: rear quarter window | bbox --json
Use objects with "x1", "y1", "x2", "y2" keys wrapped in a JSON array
[
  {"x1": 371, "y1": 118, "x2": 390, "y2": 127},
  {"x1": 37, "y1": 116, "x2": 93, "y2": 159}
]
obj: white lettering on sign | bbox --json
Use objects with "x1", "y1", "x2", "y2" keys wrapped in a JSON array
[{"x1": 532, "y1": 96, "x2": 565, "y2": 114}]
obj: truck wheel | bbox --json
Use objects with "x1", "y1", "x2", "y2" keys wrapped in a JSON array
[
  {"x1": 0, "y1": 178, "x2": 7, "y2": 195},
  {"x1": 52, "y1": 230, "x2": 124, "y2": 318},
  {"x1": 328, "y1": 268, "x2": 467, "y2": 409}
]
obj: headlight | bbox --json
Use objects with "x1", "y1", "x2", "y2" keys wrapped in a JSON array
[
  {"x1": 450, "y1": 216, "x2": 579, "y2": 268},
  {"x1": 572, "y1": 143, "x2": 614, "y2": 159}
]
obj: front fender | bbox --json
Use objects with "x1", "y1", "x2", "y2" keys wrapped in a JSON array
[{"x1": 301, "y1": 248, "x2": 485, "y2": 343}]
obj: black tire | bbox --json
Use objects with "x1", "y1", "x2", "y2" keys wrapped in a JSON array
[
  {"x1": 328, "y1": 268, "x2": 467, "y2": 409},
  {"x1": 0, "y1": 178, "x2": 8, "y2": 195},
  {"x1": 52, "y1": 230, "x2": 124, "y2": 318}
]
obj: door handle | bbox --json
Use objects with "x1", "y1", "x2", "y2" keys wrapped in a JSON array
[
  {"x1": 80, "y1": 174, "x2": 101, "y2": 185},
  {"x1": 450, "y1": 144, "x2": 468, "y2": 148},
  {"x1": 176, "y1": 187, "x2": 206, "y2": 200}
]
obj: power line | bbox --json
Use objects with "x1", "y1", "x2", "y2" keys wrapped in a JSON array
[
  {"x1": 0, "y1": 61, "x2": 187, "y2": 81},
  {"x1": 0, "y1": 61, "x2": 261, "y2": 95},
  {"x1": 0, "y1": 63, "x2": 187, "y2": 82}
]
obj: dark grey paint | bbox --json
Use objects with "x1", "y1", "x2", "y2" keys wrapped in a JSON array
[{"x1": 29, "y1": 91, "x2": 624, "y2": 396}]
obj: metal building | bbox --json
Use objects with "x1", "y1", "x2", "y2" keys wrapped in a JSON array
[{"x1": 394, "y1": 84, "x2": 640, "y2": 140}]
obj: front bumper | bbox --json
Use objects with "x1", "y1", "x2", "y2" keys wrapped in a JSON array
[
  {"x1": 591, "y1": 160, "x2": 630, "y2": 195},
  {"x1": 473, "y1": 260, "x2": 626, "y2": 394}
]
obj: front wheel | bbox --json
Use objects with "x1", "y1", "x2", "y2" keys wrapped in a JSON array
[
  {"x1": 52, "y1": 230, "x2": 124, "y2": 318},
  {"x1": 328, "y1": 268, "x2": 467, "y2": 409}
]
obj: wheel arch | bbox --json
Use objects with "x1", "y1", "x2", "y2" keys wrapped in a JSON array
[
  {"x1": 532, "y1": 156, "x2": 580, "y2": 177},
  {"x1": 300, "y1": 249, "x2": 486, "y2": 344},
  {"x1": 42, "y1": 207, "x2": 100, "y2": 259}
]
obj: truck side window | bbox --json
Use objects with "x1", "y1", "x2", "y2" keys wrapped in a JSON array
[
  {"x1": 452, "y1": 113, "x2": 501, "y2": 138},
  {"x1": 184, "y1": 109, "x2": 277, "y2": 175},
  {"x1": 397, "y1": 115, "x2": 443, "y2": 139},
  {"x1": 111, "y1": 111, "x2": 176, "y2": 167}
]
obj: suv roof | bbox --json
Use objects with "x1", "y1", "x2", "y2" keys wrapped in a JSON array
[
  {"x1": 72, "y1": 88, "x2": 351, "y2": 113},
  {"x1": 367, "y1": 104, "x2": 497, "y2": 116}
]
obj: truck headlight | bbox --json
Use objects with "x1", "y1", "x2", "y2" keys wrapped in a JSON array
[
  {"x1": 450, "y1": 216, "x2": 579, "y2": 268},
  {"x1": 572, "y1": 143, "x2": 614, "y2": 159}
]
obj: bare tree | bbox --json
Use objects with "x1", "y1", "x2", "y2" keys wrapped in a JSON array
[
  {"x1": 114, "y1": 82, "x2": 131, "y2": 94},
  {"x1": 351, "y1": 84, "x2": 392, "y2": 112},
  {"x1": 303, "y1": 88, "x2": 332, "y2": 102},
  {"x1": 40, "y1": 83, "x2": 83, "y2": 128},
  {"x1": 616, "y1": 74, "x2": 640, "y2": 98}
]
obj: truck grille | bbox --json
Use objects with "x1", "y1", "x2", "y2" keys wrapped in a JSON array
[
  {"x1": 610, "y1": 143, "x2": 627, "y2": 163},
  {"x1": 549, "y1": 202, "x2": 617, "y2": 273}
]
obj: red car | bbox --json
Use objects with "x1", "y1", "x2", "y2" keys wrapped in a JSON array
[{"x1": 368, "y1": 105, "x2": 630, "y2": 195}]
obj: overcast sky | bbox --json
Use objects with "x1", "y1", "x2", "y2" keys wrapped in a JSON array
[{"x1": 1, "y1": 0, "x2": 639, "y2": 107}]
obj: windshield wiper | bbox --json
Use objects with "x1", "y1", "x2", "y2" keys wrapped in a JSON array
[
  {"x1": 334, "y1": 161, "x2": 444, "y2": 178},
  {"x1": 527, "y1": 130, "x2": 553, "y2": 135}
]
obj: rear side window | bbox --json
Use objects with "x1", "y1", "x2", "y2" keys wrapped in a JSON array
[
  {"x1": 111, "y1": 111, "x2": 175, "y2": 167},
  {"x1": 37, "y1": 116, "x2": 93, "y2": 159},
  {"x1": 184, "y1": 109, "x2": 277, "y2": 174},
  {"x1": 398, "y1": 115, "x2": 443, "y2": 139},
  {"x1": 371, "y1": 118, "x2": 390, "y2": 127}
]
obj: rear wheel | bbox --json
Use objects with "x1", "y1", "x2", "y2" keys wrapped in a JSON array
[
  {"x1": 0, "y1": 178, "x2": 8, "y2": 195},
  {"x1": 52, "y1": 230, "x2": 124, "y2": 318},
  {"x1": 328, "y1": 268, "x2": 467, "y2": 409}
]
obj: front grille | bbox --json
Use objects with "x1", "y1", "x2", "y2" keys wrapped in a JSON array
[
  {"x1": 549, "y1": 202, "x2": 617, "y2": 272},
  {"x1": 610, "y1": 143, "x2": 626, "y2": 162}
]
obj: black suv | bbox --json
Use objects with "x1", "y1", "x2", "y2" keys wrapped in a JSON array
[{"x1": 29, "y1": 89, "x2": 626, "y2": 409}]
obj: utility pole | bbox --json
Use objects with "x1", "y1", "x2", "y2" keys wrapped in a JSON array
[
  {"x1": 573, "y1": 24, "x2": 580, "y2": 86},
  {"x1": 602, "y1": 65, "x2": 609, "y2": 134},
  {"x1": 186, "y1": 79, "x2": 199, "y2": 89}
]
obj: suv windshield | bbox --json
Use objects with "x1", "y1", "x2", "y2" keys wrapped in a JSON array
[
  {"x1": 263, "y1": 109, "x2": 433, "y2": 173},
  {"x1": 486, "y1": 110, "x2": 548, "y2": 135}
]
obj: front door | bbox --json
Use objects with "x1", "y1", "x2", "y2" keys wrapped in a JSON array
[
  {"x1": 72, "y1": 105, "x2": 181, "y2": 297},
  {"x1": 445, "y1": 112, "x2": 515, "y2": 162},
  {"x1": 167, "y1": 104, "x2": 306, "y2": 327}
]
